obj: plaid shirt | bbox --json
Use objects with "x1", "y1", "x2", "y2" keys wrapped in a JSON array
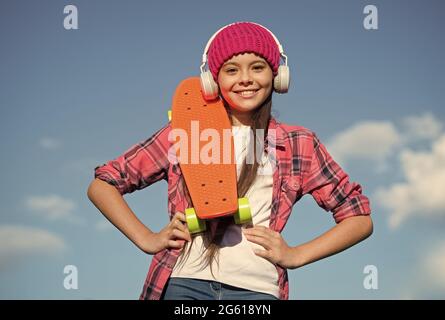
[{"x1": 94, "y1": 116, "x2": 371, "y2": 300}]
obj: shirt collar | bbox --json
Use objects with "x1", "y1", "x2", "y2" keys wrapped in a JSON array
[{"x1": 268, "y1": 116, "x2": 286, "y2": 147}]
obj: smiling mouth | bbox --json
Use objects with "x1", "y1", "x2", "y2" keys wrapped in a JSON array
[{"x1": 234, "y1": 89, "x2": 259, "y2": 98}]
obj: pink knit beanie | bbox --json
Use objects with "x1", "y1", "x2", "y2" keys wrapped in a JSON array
[{"x1": 207, "y1": 22, "x2": 281, "y2": 81}]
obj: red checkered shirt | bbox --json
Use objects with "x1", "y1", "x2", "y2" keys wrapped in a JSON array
[{"x1": 94, "y1": 117, "x2": 371, "y2": 300}]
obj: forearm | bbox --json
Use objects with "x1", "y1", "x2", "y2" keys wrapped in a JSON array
[
  {"x1": 87, "y1": 178, "x2": 154, "y2": 252},
  {"x1": 291, "y1": 215, "x2": 373, "y2": 269}
]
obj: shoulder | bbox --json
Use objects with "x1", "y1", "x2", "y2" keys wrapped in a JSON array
[
  {"x1": 277, "y1": 121, "x2": 313, "y2": 135},
  {"x1": 138, "y1": 122, "x2": 172, "y2": 150},
  {"x1": 273, "y1": 118, "x2": 317, "y2": 143}
]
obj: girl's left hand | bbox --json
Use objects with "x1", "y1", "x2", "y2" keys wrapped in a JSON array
[{"x1": 243, "y1": 226, "x2": 299, "y2": 269}]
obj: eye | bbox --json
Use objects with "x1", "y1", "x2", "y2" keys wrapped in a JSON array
[{"x1": 253, "y1": 65, "x2": 265, "y2": 71}]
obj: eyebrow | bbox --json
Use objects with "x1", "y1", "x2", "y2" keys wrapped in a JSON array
[{"x1": 222, "y1": 60, "x2": 267, "y2": 67}]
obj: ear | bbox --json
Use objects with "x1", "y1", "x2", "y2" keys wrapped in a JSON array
[{"x1": 200, "y1": 71, "x2": 219, "y2": 101}]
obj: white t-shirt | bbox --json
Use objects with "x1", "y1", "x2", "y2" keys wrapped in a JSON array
[{"x1": 171, "y1": 125, "x2": 279, "y2": 298}]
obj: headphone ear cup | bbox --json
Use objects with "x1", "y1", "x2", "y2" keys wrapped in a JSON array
[
  {"x1": 274, "y1": 65, "x2": 290, "y2": 94},
  {"x1": 200, "y1": 71, "x2": 219, "y2": 101}
]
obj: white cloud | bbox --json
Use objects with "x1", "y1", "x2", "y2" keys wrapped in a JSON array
[
  {"x1": 325, "y1": 112, "x2": 445, "y2": 229},
  {"x1": 327, "y1": 120, "x2": 401, "y2": 171},
  {"x1": 0, "y1": 225, "x2": 66, "y2": 269},
  {"x1": 424, "y1": 241, "x2": 445, "y2": 289},
  {"x1": 25, "y1": 194, "x2": 84, "y2": 224},
  {"x1": 39, "y1": 137, "x2": 62, "y2": 150},
  {"x1": 400, "y1": 240, "x2": 445, "y2": 298},
  {"x1": 374, "y1": 134, "x2": 445, "y2": 229},
  {"x1": 327, "y1": 112, "x2": 442, "y2": 171},
  {"x1": 401, "y1": 112, "x2": 443, "y2": 142}
]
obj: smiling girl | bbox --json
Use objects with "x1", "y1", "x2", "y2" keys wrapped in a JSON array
[{"x1": 88, "y1": 21, "x2": 373, "y2": 300}]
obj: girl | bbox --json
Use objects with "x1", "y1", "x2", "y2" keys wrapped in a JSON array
[{"x1": 87, "y1": 21, "x2": 373, "y2": 300}]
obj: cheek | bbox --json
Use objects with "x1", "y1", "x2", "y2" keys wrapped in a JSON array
[
  {"x1": 217, "y1": 77, "x2": 230, "y2": 92},
  {"x1": 264, "y1": 80, "x2": 273, "y2": 95},
  {"x1": 216, "y1": 79, "x2": 233, "y2": 99},
  {"x1": 262, "y1": 76, "x2": 274, "y2": 91}
]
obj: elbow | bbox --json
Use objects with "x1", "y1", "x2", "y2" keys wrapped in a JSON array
[
  {"x1": 363, "y1": 215, "x2": 373, "y2": 239},
  {"x1": 87, "y1": 181, "x2": 94, "y2": 201},
  {"x1": 87, "y1": 178, "x2": 121, "y2": 201},
  {"x1": 87, "y1": 179, "x2": 99, "y2": 201},
  {"x1": 342, "y1": 214, "x2": 373, "y2": 240}
]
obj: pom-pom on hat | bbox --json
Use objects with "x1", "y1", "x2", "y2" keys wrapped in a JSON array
[{"x1": 207, "y1": 22, "x2": 281, "y2": 81}]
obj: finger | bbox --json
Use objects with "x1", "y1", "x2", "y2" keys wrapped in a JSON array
[
  {"x1": 253, "y1": 248, "x2": 269, "y2": 259},
  {"x1": 168, "y1": 239, "x2": 185, "y2": 249},
  {"x1": 176, "y1": 213, "x2": 192, "y2": 236},
  {"x1": 173, "y1": 220, "x2": 192, "y2": 240},
  {"x1": 174, "y1": 211, "x2": 187, "y2": 223},
  {"x1": 257, "y1": 225, "x2": 276, "y2": 236},
  {"x1": 169, "y1": 212, "x2": 186, "y2": 228},
  {"x1": 246, "y1": 226, "x2": 278, "y2": 239},
  {"x1": 244, "y1": 233, "x2": 272, "y2": 250},
  {"x1": 243, "y1": 227, "x2": 267, "y2": 239},
  {"x1": 173, "y1": 219, "x2": 187, "y2": 232},
  {"x1": 172, "y1": 228, "x2": 192, "y2": 242}
]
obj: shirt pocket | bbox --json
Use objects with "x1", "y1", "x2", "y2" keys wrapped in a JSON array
[{"x1": 281, "y1": 175, "x2": 302, "y2": 206}]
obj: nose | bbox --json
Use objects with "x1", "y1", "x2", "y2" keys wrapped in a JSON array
[{"x1": 238, "y1": 69, "x2": 253, "y2": 86}]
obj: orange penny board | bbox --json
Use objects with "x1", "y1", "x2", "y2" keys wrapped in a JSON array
[{"x1": 170, "y1": 77, "x2": 238, "y2": 220}]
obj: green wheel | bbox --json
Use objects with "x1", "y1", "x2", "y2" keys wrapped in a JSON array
[
  {"x1": 185, "y1": 207, "x2": 206, "y2": 234},
  {"x1": 167, "y1": 110, "x2": 172, "y2": 122},
  {"x1": 234, "y1": 197, "x2": 252, "y2": 225}
]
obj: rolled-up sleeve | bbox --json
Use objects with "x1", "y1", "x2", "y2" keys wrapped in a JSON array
[
  {"x1": 301, "y1": 132, "x2": 371, "y2": 223},
  {"x1": 94, "y1": 124, "x2": 171, "y2": 195}
]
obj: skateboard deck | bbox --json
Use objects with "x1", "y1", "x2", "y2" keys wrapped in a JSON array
[{"x1": 170, "y1": 77, "x2": 238, "y2": 220}]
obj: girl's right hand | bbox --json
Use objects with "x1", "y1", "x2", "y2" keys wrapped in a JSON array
[{"x1": 142, "y1": 211, "x2": 192, "y2": 254}]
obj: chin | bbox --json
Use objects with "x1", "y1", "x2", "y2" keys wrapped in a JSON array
[
  {"x1": 228, "y1": 100, "x2": 260, "y2": 112},
  {"x1": 229, "y1": 94, "x2": 266, "y2": 109}
]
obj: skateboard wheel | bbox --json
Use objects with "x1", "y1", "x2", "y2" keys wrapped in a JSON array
[
  {"x1": 185, "y1": 207, "x2": 206, "y2": 234},
  {"x1": 168, "y1": 110, "x2": 172, "y2": 122},
  {"x1": 234, "y1": 197, "x2": 252, "y2": 225}
]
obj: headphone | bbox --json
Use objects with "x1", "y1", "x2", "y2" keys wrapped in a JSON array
[{"x1": 199, "y1": 22, "x2": 291, "y2": 101}]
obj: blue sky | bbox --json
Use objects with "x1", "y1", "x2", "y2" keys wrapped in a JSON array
[{"x1": 1, "y1": 0, "x2": 444, "y2": 299}]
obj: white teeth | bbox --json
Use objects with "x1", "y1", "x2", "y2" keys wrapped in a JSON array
[{"x1": 238, "y1": 90, "x2": 257, "y2": 97}]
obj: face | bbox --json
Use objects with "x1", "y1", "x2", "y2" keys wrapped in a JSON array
[{"x1": 217, "y1": 53, "x2": 273, "y2": 119}]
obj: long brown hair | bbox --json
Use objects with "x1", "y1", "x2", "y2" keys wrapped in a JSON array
[{"x1": 175, "y1": 92, "x2": 273, "y2": 277}]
